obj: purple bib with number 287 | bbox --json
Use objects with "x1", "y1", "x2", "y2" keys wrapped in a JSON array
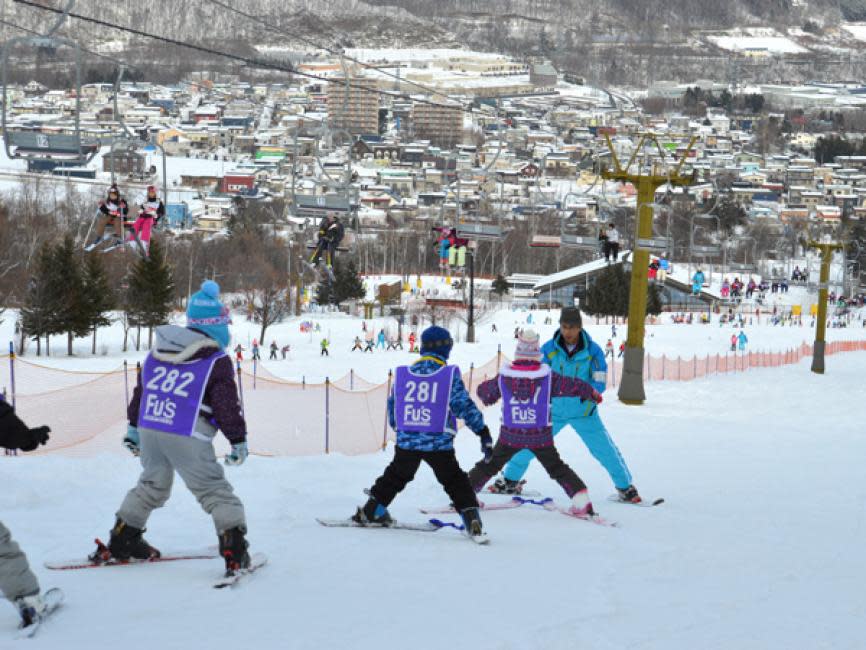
[
  {"x1": 138, "y1": 353, "x2": 224, "y2": 436},
  {"x1": 499, "y1": 372, "x2": 551, "y2": 429},
  {"x1": 393, "y1": 365, "x2": 456, "y2": 433}
]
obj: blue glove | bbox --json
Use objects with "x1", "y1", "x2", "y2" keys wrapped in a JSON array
[
  {"x1": 478, "y1": 427, "x2": 494, "y2": 463},
  {"x1": 224, "y1": 441, "x2": 248, "y2": 466},
  {"x1": 123, "y1": 425, "x2": 140, "y2": 457}
]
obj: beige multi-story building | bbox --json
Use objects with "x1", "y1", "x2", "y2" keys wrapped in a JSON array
[
  {"x1": 412, "y1": 100, "x2": 463, "y2": 147},
  {"x1": 327, "y1": 77, "x2": 379, "y2": 135}
]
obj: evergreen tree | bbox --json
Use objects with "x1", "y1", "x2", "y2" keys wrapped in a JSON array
[
  {"x1": 492, "y1": 274, "x2": 510, "y2": 297},
  {"x1": 126, "y1": 240, "x2": 176, "y2": 349},
  {"x1": 585, "y1": 265, "x2": 665, "y2": 319},
  {"x1": 82, "y1": 253, "x2": 116, "y2": 354},
  {"x1": 20, "y1": 243, "x2": 57, "y2": 356},
  {"x1": 51, "y1": 236, "x2": 90, "y2": 355},
  {"x1": 336, "y1": 259, "x2": 366, "y2": 304},
  {"x1": 585, "y1": 265, "x2": 630, "y2": 318}
]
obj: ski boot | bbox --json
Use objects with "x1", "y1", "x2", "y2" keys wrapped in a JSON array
[
  {"x1": 615, "y1": 485, "x2": 642, "y2": 504},
  {"x1": 84, "y1": 237, "x2": 103, "y2": 252},
  {"x1": 352, "y1": 495, "x2": 392, "y2": 526},
  {"x1": 91, "y1": 518, "x2": 160, "y2": 563},
  {"x1": 489, "y1": 477, "x2": 523, "y2": 495},
  {"x1": 459, "y1": 507, "x2": 488, "y2": 543},
  {"x1": 14, "y1": 592, "x2": 47, "y2": 629},
  {"x1": 568, "y1": 489, "x2": 596, "y2": 517},
  {"x1": 219, "y1": 526, "x2": 251, "y2": 576}
]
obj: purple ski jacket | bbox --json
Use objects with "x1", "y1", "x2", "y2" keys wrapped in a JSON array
[{"x1": 476, "y1": 360, "x2": 598, "y2": 449}]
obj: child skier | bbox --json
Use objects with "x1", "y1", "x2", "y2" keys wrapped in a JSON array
[
  {"x1": 129, "y1": 185, "x2": 164, "y2": 255},
  {"x1": 467, "y1": 330, "x2": 601, "y2": 517},
  {"x1": 0, "y1": 397, "x2": 52, "y2": 631},
  {"x1": 90, "y1": 281, "x2": 253, "y2": 577},
  {"x1": 320, "y1": 338, "x2": 330, "y2": 356},
  {"x1": 86, "y1": 184, "x2": 129, "y2": 251},
  {"x1": 492, "y1": 308, "x2": 644, "y2": 504},
  {"x1": 352, "y1": 326, "x2": 492, "y2": 540}
]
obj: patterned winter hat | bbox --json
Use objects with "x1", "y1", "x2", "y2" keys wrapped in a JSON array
[
  {"x1": 514, "y1": 329, "x2": 541, "y2": 361},
  {"x1": 420, "y1": 325, "x2": 453, "y2": 359},
  {"x1": 186, "y1": 280, "x2": 231, "y2": 349}
]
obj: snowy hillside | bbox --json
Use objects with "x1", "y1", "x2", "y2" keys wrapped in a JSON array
[{"x1": 2, "y1": 347, "x2": 865, "y2": 648}]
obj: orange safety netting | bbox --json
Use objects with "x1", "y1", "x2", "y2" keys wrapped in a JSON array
[{"x1": 3, "y1": 342, "x2": 865, "y2": 456}]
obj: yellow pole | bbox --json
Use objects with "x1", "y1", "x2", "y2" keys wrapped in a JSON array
[
  {"x1": 617, "y1": 179, "x2": 657, "y2": 404},
  {"x1": 809, "y1": 241, "x2": 842, "y2": 374}
]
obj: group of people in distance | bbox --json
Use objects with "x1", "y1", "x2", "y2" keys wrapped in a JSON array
[{"x1": 0, "y1": 287, "x2": 644, "y2": 628}]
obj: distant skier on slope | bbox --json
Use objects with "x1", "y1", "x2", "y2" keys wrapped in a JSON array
[
  {"x1": 90, "y1": 281, "x2": 253, "y2": 578},
  {"x1": 351, "y1": 326, "x2": 492, "y2": 541},
  {"x1": 467, "y1": 329, "x2": 602, "y2": 517},
  {"x1": 0, "y1": 395, "x2": 52, "y2": 631}
]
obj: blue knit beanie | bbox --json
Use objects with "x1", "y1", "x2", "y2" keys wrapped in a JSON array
[
  {"x1": 420, "y1": 325, "x2": 453, "y2": 359},
  {"x1": 186, "y1": 280, "x2": 231, "y2": 349}
]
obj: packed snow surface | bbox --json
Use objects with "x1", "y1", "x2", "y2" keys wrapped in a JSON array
[
  {"x1": 2, "y1": 352, "x2": 864, "y2": 648},
  {"x1": 1, "y1": 299, "x2": 865, "y2": 648}
]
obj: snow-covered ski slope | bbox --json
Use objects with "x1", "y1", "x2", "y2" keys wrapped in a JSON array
[{"x1": 2, "y1": 300, "x2": 866, "y2": 647}]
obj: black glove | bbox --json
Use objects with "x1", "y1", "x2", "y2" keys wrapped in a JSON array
[
  {"x1": 478, "y1": 426, "x2": 494, "y2": 463},
  {"x1": 0, "y1": 403, "x2": 50, "y2": 452},
  {"x1": 18, "y1": 426, "x2": 50, "y2": 451}
]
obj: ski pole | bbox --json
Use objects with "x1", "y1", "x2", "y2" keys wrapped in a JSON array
[{"x1": 236, "y1": 359, "x2": 245, "y2": 414}]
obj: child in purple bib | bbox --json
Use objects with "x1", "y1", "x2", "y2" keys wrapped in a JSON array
[
  {"x1": 351, "y1": 326, "x2": 491, "y2": 541},
  {"x1": 468, "y1": 329, "x2": 602, "y2": 517}
]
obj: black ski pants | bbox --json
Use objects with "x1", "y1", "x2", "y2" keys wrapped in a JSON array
[
  {"x1": 467, "y1": 441, "x2": 587, "y2": 498},
  {"x1": 370, "y1": 447, "x2": 478, "y2": 511}
]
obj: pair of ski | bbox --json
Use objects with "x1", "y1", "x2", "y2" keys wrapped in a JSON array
[
  {"x1": 43, "y1": 543, "x2": 267, "y2": 589},
  {"x1": 487, "y1": 482, "x2": 665, "y2": 509},
  {"x1": 316, "y1": 517, "x2": 490, "y2": 544},
  {"x1": 426, "y1": 496, "x2": 623, "y2": 527}
]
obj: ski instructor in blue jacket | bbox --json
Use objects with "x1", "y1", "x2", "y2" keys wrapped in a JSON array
[{"x1": 494, "y1": 307, "x2": 644, "y2": 504}]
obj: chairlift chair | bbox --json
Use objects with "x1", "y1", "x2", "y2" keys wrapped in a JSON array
[{"x1": 2, "y1": 35, "x2": 97, "y2": 165}]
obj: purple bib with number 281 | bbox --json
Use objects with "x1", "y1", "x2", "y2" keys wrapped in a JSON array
[
  {"x1": 138, "y1": 353, "x2": 224, "y2": 436},
  {"x1": 393, "y1": 365, "x2": 456, "y2": 433}
]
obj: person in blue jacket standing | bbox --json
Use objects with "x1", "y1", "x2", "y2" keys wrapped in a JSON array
[{"x1": 492, "y1": 307, "x2": 644, "y2": 504}]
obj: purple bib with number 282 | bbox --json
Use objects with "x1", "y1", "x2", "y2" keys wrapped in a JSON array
[
  {"x1": 138, "y1": 353, "x2": 224, "y2": 436},
  {"x1": 393, "y1": 365, "x2": 456, "y2": 433}
]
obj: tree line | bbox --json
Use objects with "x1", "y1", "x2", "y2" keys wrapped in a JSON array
[{"x1": 19, "y1": 237, "x2": 174, "y2": 356}]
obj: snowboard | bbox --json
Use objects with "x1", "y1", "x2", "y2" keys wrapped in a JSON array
[
  {"x1": 213, "y1": 553, "x2": 268, "y2": 589},
  {"x1": 16, "y1": 588, "x2": 64, "y2": 639}
]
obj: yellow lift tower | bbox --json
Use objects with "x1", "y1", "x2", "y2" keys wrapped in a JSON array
[
  {"x1": 601, "y1": 133, "x2": 697, "y2": 404},
  {"x1": 807, "y1": 240, "x2": 844, "y2": 374}
]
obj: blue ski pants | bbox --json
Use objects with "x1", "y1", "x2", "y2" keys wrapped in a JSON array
[{"x1": 503, "y1": 411, "x2": 633, "y2": 489}]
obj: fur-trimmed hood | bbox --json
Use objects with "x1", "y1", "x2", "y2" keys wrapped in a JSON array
[{"x1": 152, "y1": 325, "x2": 220, "y2": 363}]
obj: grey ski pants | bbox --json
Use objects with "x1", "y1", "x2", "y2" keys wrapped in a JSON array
[
  {"x1": 0, "y1": 521, "x2": 39, "y2": 601},
  {"x1": 117, "y1": 429, "x2": 246, "y2": 534}
]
